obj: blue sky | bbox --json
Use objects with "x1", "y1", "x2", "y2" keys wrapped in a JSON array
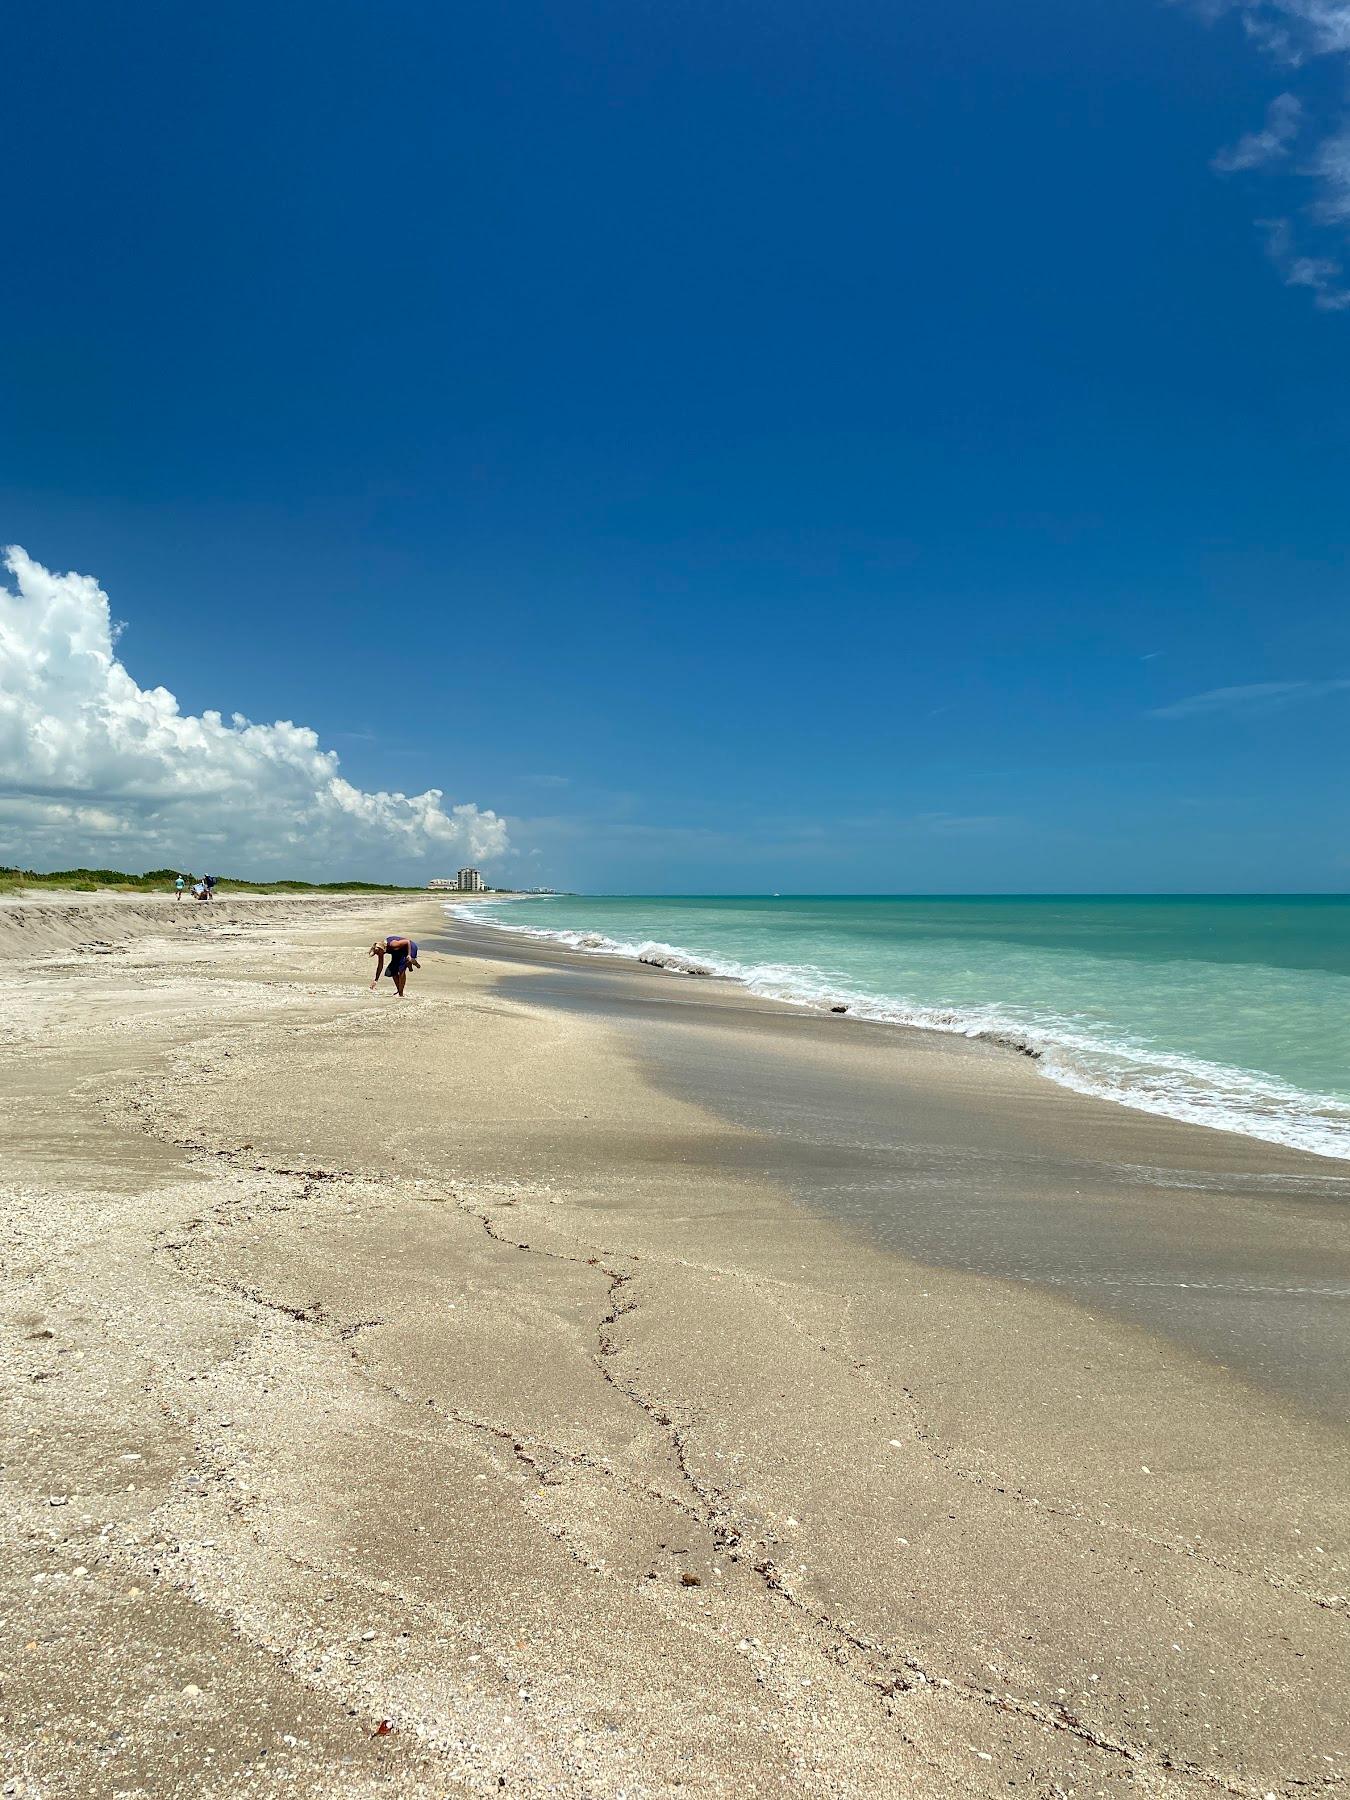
[{"x1": 3, "y1": 0, "x2": 1349, "y2": 890}]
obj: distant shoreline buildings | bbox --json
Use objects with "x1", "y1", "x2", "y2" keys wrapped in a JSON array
[
  {"x1": 428, "y1": 868, "x2": 485, "y2": 892},
  {"x1": 426, "y1": 870, "x2": 561, "y2": 895}
]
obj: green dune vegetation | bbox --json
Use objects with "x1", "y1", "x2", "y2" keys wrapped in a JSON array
[{"x1": 0, "y1": 864, "x2": 426, "y2": 895}]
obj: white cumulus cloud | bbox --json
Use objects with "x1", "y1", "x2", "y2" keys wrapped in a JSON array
[{"x1": 0, "y1": 547, "x2": 508, "y2": 878}]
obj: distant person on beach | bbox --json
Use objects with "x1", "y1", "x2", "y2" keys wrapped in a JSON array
[
  {"x1": 203, "y1": 874, "x2": 217, "y2": 900},
  {"x1": 192, "y1": 880, "x2": 208, "y2": 901},
  {"x1": 174, "y1": 875, "x2": 185, "y2": 901},
  {"x1": 370, "y1": 934, "x2": 420, "y2": 997}
]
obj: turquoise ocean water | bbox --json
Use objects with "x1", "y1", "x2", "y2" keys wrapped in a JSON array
[{"x1": 454, "y1": 895, "x2": 1350, "y2": 1160}]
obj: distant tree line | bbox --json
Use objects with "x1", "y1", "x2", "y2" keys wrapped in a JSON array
[{"x1": 0, "y1": 865, "x2": 424, "y2": 894}]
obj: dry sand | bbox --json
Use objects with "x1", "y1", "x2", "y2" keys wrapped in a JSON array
[{"x1": 1, "y1": 893, "x2": 1345, "y2": 1798}]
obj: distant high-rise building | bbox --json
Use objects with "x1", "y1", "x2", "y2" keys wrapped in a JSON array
[{"x1": 456, "y1": 867, "x2": 484, "y2": 892}]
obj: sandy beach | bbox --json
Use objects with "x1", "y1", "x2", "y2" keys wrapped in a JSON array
[{"x1": 2, "y1": 893, "x2": 1346, "y2": 1799}]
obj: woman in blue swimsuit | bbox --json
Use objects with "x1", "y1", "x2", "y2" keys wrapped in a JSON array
[{"x1": 369, "y1": 934, "x2": 420, "y2": 997}]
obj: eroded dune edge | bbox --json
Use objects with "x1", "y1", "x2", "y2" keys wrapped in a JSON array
[{"x1": 3, "y1": 896, "x2": 1345, "y2": 1799}]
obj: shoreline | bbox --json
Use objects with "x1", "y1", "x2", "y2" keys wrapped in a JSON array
[
  {"x1": 443, "y1": 897, "x2": 1350, "y2": 1168},
  {"x1": 3, "y1": 893, "x2": 1346, "y2": 1797},
  {"x1": 448, "y1": 896, "x2": 1350, "y2": 1163},
  {"x1": 439, "y1": 910, "x2": 1350, "y2": 1422}
]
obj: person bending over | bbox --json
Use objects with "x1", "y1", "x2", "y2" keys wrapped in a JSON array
[{"x1": 369, "y1": 934, "x2": 420, "y2": 997}]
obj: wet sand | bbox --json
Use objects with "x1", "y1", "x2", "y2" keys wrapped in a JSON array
[
  {"x1": 2, "y1": 894, "x2": 1346, "y2": 1798},
  {"x1": 443, "y1": 917, "x2": 1350, "y2": 1420}
]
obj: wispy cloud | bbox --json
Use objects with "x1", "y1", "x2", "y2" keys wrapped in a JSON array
[
  {"x1": 1196, "y1": 1, "x2": 1350, "y2": 63},
  {"x1": 1308, "y1": 120, "x2": 1350, "y2": 219},
  {"x1": 908, "y1": 811, "x2": 1015, "y2": 835},
  {"x1": 1259, "y1": 216, "x2": 1350, "y2": 306},
  {"x1": 1189, "y1": 3, "x2": 1350, "y2": 308},
  {"x1": 1152, "y1": 678, "x2": 1350, "y2": 717},
  {"x1": 1212, "y1": 91, "x2": 1303, "y2": 170}
]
